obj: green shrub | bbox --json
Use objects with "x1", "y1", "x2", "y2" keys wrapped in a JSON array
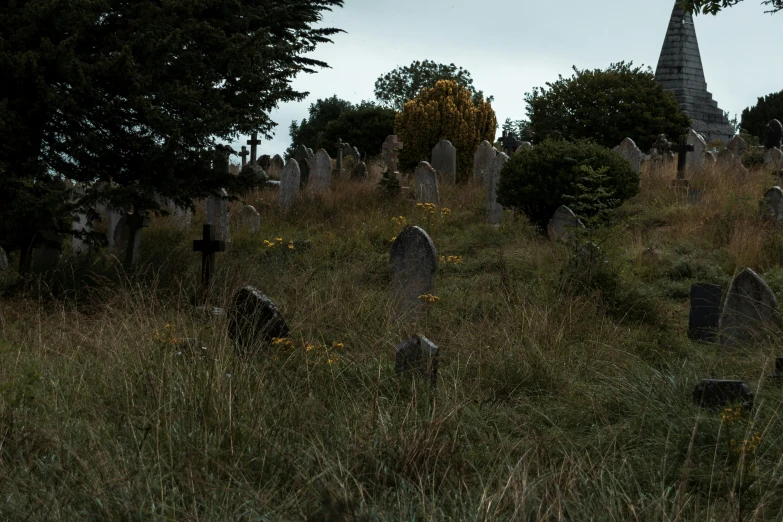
[{"x1": 496, "y1": 139, "x2": 639, "y2": 227}]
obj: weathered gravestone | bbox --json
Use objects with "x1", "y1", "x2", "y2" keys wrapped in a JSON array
[
  {"x1": 413, "y1": 161, "x2": 439, "y2": 205},
  {"x1": 113, "y1": 212, "x2": 150, "y2": 268},
  {"x1": 380, "y1": 135, "x2": 404, "y2": 194},
  {"x1": 0, "y1": 246, "x2": 8, "y2": 272},
  {"x1": 685, "y1": 129, "x2": 707, "y2": 175},
  {"x1": 692, "y1": 380, "x2": 753, "y2": 411},
  {"x1": 688, "y1": 283, "x2": 722, "y2": 343},
  {"x1": 487, "y1": 152, "x2": 509, "y2": 224},
  {"x1": 279, "y1": 158, "x2": 301, "y2": 212},
  {"x1": 727, "y1": 135, "x2": 747, "y2": 156},
  {"x1": 227, "y1": 286, "x2": 290, "y2": 352},
  {"x1": 236, "y1": 205, "x2": 261, "y2": 232},
  {"x1": 309, "y1": 149, "x2": 331, "y2": 194},
  {"x1": 294, "y1": 145, "x2": 312, "y2": 187},
  {"x1": 396, "y1": 334, "x2": 439, "y2": 387},
  {"x1": 351, "y1": 161, "x2": 368, "y2": 181},
  {"x1": 107, "y1": 209, "x2": 124, "y2": 248},
  {"x1": 431, "y1": 139, "x2": 457, "y2": 185},
  {"x1": 764, "y1": 119, "x2": 783, "y2": 149},
  {"x1": 247, "y1": 132, "x2": 261, "y2": 165},
  {"x1": 760, "y1": 186, "x2": 783, "y2": 224},
  {"x1": 341, "y1": 142, "x2": 359, "y2": 162},
  {"x1": 390, "y1": 226, "x2": 437, "y2": 320},
  {"x1": 29, "y1": 231, "x2": 63, "y2": 273},
  {"x1": 259, "y1": 155, "x2": 272, "y2": 172},
  {"x1": 268, "y1": 154, "x2": 284, "y2": 179},
  {"x1": 612, "y1": 137, "x2": 643, "y2": 174},
  {"x1": 764, "y1": 147, "x2": 783, "y2": 170},
  {"x1": 548, "y1": 205, "x2": 585, "y2": 242},
  {"x1": 719, "y1": 268, "x2": 778, "y2": 349},
  {"x1": 192, "y1": 224, "x2": 226, "y2": 301},
  {"x1": 239, "y1": 146, "x2": 249, "y2": 167},
  {"x1": 206, "y1": 189, "x2": 230, "y2": 242},
  {"x1": 473, "y1": 140, "x2": 497, "y2": 186},
  {"x1": 515, "y1": 142, "x2": 532, "y2": 153}
]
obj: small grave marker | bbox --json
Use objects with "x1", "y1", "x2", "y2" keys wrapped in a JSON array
[
  {"x1": 692, "y1": 379, "x2": 753, "y2": 411},
  {"x1": 688, "y1": 283, "x2": 722, "y2": 343},
  {"x1": 279, "y1": 158, "x2": 301, "y2": 212},
  {"x1": 236, "y1": 205, "x2": 261, "y2": 232},
  {"x1": 548, "y1": 205, "x2": 584, "y2": 242},
  {"x1": 488, "y1": 152, "x2": 509, "y2": 224},
  {"x1": 390, "y1": 226, "x2": 437, "y2": 320},
  {"x1": 193, "y1": 224, "x2": 226, "y2": 297},
  {"x1": 114, "y1": 212, "x2": 150, "y2": 268},
  {"x1": 719, "y1": 268, "x2": 779, "y2": 349},
  {"x1": 309, "y1": 149, "x2": 332, "y2": 194},
  {"x1": 612, "y1": 137, "x2": 643, "y2": 174},
  {"x1": 760, "y1": 186, "x2": 783, "y2": 223},
  {"x1": 396, "y1": 334, "x2": 439, "y2": 387},
  {"x1": 431, "y1": 139, "x2": 456, "y2": 185},
  {"x1": 227, "y1": 286, "x2": 290, "y2": 352},
  {"x1": 413, "y1": 161, "x2": 439, "y2": 205}
]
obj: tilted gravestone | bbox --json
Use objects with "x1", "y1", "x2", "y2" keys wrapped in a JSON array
[
  {"x1": 431, "y1": 139, "x2": 457, "y2": 185},
  {"x1": 692, "y1": 380, "x2": 754, "y2": 411},
  {"x1": 688, "y1": 283, "x2": 722, "y2": 343},
  {"x1": 268, "y1": 154, "x2": 284, "y2": 179},
  {"x1": 719, "y1": 268, "x2": 778, "y2": 349},
  {"x1": 351, "y1": 161, "x2": 368, "y2": 181},
  {"x1": 390, "y1": 226, "x2": 437, "y2": 320},
  {"x1": 473, "y1": 140, "x2": 497, "y2": 186},
  {"x1": 228, "y1": 286, "x2": 290, "y2": 353},
  {"x1": 685, "y1": 129, "x2": 707, "y2": 175},
  {"x1": 612, "y1": 137, "x2": 643, "y2": 174},
  {"x1": 548, "y1": 205, "x2": 585, "y2": 242},
  {"x1": 396, "y1": 334, "x2": 439, "y2": 387},
  {"x1": 764, "y1": 119, "x2": 783, "y2": 149},
  {"x1": 487, "y1": 152, "x2": 509, "y2": 224},
  {"x1": 0, "y1": 246, "x2": 8, "y2": 272},
  {"x1": 294, "y1": 145, "x2": 312, "y2": 187},
  {"x1": 236, "y1": 205, "x2": 261, "y2": 232},
  {"x1": 760, "y1": 186, "x2": 783, "y2": 224},
  {"x1": 206, "y1": 189, "x2": 230, "y2": 243},
  {"x1": 309, "y1": 149, "x2": 331, "y2": 194},
  {"x1": 279, "y1": 158, "x2": 301, "y2": 212},
  {"x1": 413, "y1": 161, "x2": 439, "y2": 205},
  {"x1": 727, "y1": 135, "x2": 747, "y2": 156}
]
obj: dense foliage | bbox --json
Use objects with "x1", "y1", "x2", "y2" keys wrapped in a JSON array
[
  {"x1": 740, "y1": 90, "x2": 783, "y2": 142},
  {"x1": 394, "y1": 80, "x2": 497, "y2": 181},
  {"x1": 286, "y1": 98, "x2": 395, "y2": 158},
  {"x1": 681, "y1": 0, "x2": 782, "y2": 14},
  {"x1": 496, "y1": 139, "x2": 639, "y2": 227},
  {"x1": 524, "y1": 62, "x2": 692, "y2": 151},
  {"x1": 0, "y1": 0, "x2": 343, "y2": 255},
  {"x1": 374, "y1": 60, "x2": 493, "y2": 111}
]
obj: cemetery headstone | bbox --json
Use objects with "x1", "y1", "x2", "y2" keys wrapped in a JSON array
[
  {"x1": 548, "y1": 205, "x2": 585, "y2": 242},
  {"x1": 279, "y1": 158, "x2": 301, "y2": 212},
  {"x1": 309, "y1": 149, "x2": 332, "y2": 194},
  {"x1": 206, "y1": 189, "x2": 230, "y2": 242},
  {"x1": 227, "y1": 286, "x2": 290, "y2": 352},
  {"x1": 113, "y1": 212, "x2": 150, "y2": 268},
  {"x1": 247, "y1": 132, "x2": 260, "y2": 165},
  {"x1": 612, "y1": 137, "x2": 643, "y2": 174},
  {"x1": 239, "y1": 146, "x2": 249, "y2": 167},
  {"x1": 692, "y1": 379, "x2": 753, "y2": 411},
  {"x1": 335, "y1": 138, "x2": 344, "y2": 178},
  {"x1": 760, "y1": 186, "x2": 783, "y2": 224},
  {"x1": 764, "y1": 147, "x2": 783, "y2": 170},
  {"x1": 107, "y1": 209, "x2": 123, "y2": 248},
  {"x1": 341, "y1": 142, "x2": 358, "y2": 162},
  {"x1": 719, "y1": 268, "x2": 778, "y2": 349},
  {"x1": 705, "y1": 150, "x2": 716, "y2": 163},
  {"x1": 192, "y1": 224, "x2": 226, "y2": 300},
  {"x1": 515, "y1": 142, "x2": 532, "y2": 153},
  {"x1": 688, "y1": 283, "x2": 722, "y2": 343},
  {"x1": 29, "y1": 230, "x2": 63, "y2": 273},
  {"x1": 351, "y1": 161, "x2": 368, "y2": 181},
  {"x1": 727, "y1": 135, "x2": 747, "y2": 156},
  {"x1": 685, "y1": 129, "x2": 707, "y2": 175},
  {"x1": 673, "y1": 135, "x2": 695, "y2": 181},
  {"x1": 499, "y1": 130, "x2": 520, "y2": 156},
  {"x1": 764, "y1": 119, "x2": 783, "y2": 149},
  {"x1": 0, "y1": 246, "x2": 8, "y2": 272},
  {"x1": 259, "y1": 155, "x2": 272, "y2": 172},
  {"x1": 488, "y1": 152, "x2": 509, "y2": 224},
  {"x1": 390, "y1": 226, "x2": 437, "y2": 320},
  {"x1": 294, "y1": 145, "x2": 311, "y2": 187},
  {"x1": 473, "y1": 140, "x2": 497, "y2": 186},
  {"x1": 268, "y1": 154, "x2": 284, "y2": 179},
  {"x1": 430, "y1": 139, "x2": 457, "y2": 185},
  {"x1": 236, "y1": 205, "x2": 261, "y2": 232},
  {"x1": 413, "y1": 161, "x2": 439, "y2": 205},
  {"x1": 396, "y1": 334, "x2": 439, "y2": 387},
  {"x1": 381, "y1": 135, "x2": 403, "y2": 177}
]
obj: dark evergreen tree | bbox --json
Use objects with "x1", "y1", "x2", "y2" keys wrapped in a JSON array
[{"x1": 741, "y1": 90, "x2": 783, "y2": 142}]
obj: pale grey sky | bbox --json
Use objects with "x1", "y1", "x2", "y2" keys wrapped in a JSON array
[{"x1": 227, "y1": 0, "x2": 783, "y2": 158}]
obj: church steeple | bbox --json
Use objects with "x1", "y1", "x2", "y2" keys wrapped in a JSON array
[{"x1": 655, "y1": 2, "x2": 735, "y2": 143}]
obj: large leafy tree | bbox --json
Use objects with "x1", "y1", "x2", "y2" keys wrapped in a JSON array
[
  {"x1": 681, "y1": 0, "x2": 782, "y2": 14},
  {"x1": 374, "y1": 60, "x2": 493, "y2": 112},
  {"x1": 0, "y1": 0, "x2": 343, "y2": 255},
  {"x1": 741, "y1": 90, "x2": 783, "y2": 141},
  {"x1": 524, "y1": 62, "x2": 692, "y2": 151}
]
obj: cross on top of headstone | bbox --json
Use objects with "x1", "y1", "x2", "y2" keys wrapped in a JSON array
[
  {"x1": 652, "y1": 134, "x2": 672, "y2": 154},
  {"x1": 239, "y1": 146, "x2": 249, "y2": 167},
  {"x1": 193, "y1": 224, "x2": 226, "y2": 298},
  {"x1": 674, "y1": 135, "x2": 695, "y2": 180},
  {"x1": 500, "y1": 131, "x2": 520, "y2": 155},
  {"x1": 382, "y1": 135, "x2": 403, "y2": 151},
  {"x1": 247, "y1": 131, "x2": 261, "y2": 165}
]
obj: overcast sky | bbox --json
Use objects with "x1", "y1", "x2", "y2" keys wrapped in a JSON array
[{"x1": 227, "y1": 0, "x2": 783, "y2": 158}]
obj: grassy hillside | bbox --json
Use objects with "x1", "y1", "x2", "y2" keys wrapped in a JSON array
[{"x1": 1, "y1": 160, "x2": 782, "y2": 520}]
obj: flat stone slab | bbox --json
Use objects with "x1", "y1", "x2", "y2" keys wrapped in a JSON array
[{"x1": 692, "y1": 379, "x2": 753, "y2": 411}]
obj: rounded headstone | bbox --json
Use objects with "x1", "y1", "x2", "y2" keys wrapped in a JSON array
[
  {"x1": 236, "y1": 205, "x2": 261, "y2": 232},
  {"x1": 548, "y1": 205, "x2": 585, "y2": 242},
  {"x1": 413, "y1": 161, "x2": 439, "y2": 205},
  {"x1": 473, "y1": 140, "x2": 497, "y2": 187},
  {"x1": 760, "y1": 186, "x2": 783, "y2": 224},
  {"x1": 431, "y1": 139, "x2": 457, "y2": 185},
  {"x1": 390, "y1": 226, "x2": 437, "y2": 320},
  {"x1": 309, "y1": 149, "x2": 331, "y2": 193},
  {"x1": 279, "y1": 158, "x2": 301, "y2": 212},
  {"x1": 719, "y1": 268, "x2": 778, "y2": 349}
]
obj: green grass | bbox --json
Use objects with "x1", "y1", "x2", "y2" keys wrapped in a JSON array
[{"x1": 1, "y1": 164, "x2": 783, "y2": 520}]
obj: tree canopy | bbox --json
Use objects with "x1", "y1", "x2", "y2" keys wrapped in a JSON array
[
  {"x1": 374, "y1": 60, "x2": 493, "y2": 112},
  {"x1": 524, "y1": 62, "x2": 692, "y2": 151},
  {"x1": 0, "y1": 0, "x2": 343, "y2": 254},
  {"x1": 741, "y1": 90, "x2": 783, "y2": 141},
  {"x1": 680, "y1": 0, "x2": 782, "y2": 14}
]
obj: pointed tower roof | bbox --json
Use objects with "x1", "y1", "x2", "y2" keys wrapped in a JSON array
[{"x1": 655, "y1": 2, "x2": 734, "y2": 143}]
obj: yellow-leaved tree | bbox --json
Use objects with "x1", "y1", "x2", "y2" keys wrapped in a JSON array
[{"x1": 395, "y1": 79, "x2": 497, "y2": 182}]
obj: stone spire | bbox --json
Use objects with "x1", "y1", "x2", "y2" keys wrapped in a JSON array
[{"x1": 655, "y1": 2, "x2": 735, "y2": 144}]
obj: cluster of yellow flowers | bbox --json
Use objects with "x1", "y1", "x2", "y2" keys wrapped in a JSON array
[
  {"x1": 392, "y1": 215, "x2": 407, "y2": 228},
  {"x1": 720, "y1": 405, "x2": 746, "y2": 424},
  {"x1": 270, "y1": 337, "x2": 343, "y2": 365},
  {"x1": 720, "y1": 405, "x2": 762, "y2": 457},
  {"x1": 416, "y1": 202, "x2": 438, "y2": 214},
  {"x1": 728, "y1": 431, "x2": 763, "y2": 457},
  {"x1": 440, "y1": 255, "x2": 463, "y2": 264},
  {"x1": 418, "y1": 293, "x2": 440, "y2": 303},
  {"x1": 152, "y1": 323, "x2": 183, "y2": 347},
  {"x1": 264, "y1": 237, "x2": 295, "y2": 250}
]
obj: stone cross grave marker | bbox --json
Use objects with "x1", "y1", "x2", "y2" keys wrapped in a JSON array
[
  {"x1": 688, "y1": 283, "x2": 722, "y2": 343},
  {"x1": 413, "y1": 161, "x2": 439, "y2": 205},
  {"x1": 309, "y1": 149, "x2": 332, "y2": 194},
  {"x1": 764, "y1": 119, "x2": 783, "y2": 149},
  {"x1": 268, "y1": 155, "x2": 284, "y2": 179},
  {"x1": 247, "y1": 132, "x2": 261, "y2": 165},
  {"x1": 499, "y1": 130, "x2": 520, "y2": 156},
  {"x1": 473, "y1": 140, "x2": 497, "y2": 187},
  {"x1": 390, "y1": 226, "x2": 437, "y2": 321},
  {"x1": 239, "y1": 146, "x2": 249, "y2": 167},
  {"x1": 227, "y1": 286, "x2": 290, "y2": 353},
  {"x1": 236, "y1": 205, "x2": 261, "y2": 232},
  {"x1": 114, "y1": 212, "x2": 150, "y2": 268},
  {"x1": 548, "y1": 205, "x2": 584, "y2": 242},
  {"x1": 719, "y1": 268, "x2": 778, "y2": 349},
  {"x1": 760, "y1": 186, "x2": 783, "y2": 224},
  {"x1": 488, "y1": 152, "x2": 509, "y2": 224},
  {"x1": 613, "y1": 137, "x2": 643, "y2": 174},
  {"x1": 673, "y1": 135, "x2": 695, "y2": 181},
  {"x1": 279, "y1": 158, "x2": 301, "y2": 212},
  {"x1": 431, "y1": 139, "x2": 456, "y2": 185},
  {"x1": 206, "y1": 189, "x2": 230, "y2": 243},
  {"x1": 396, "y1": 334, "x2": 439, "y2": 388},
  {"x1": 193, "y1": 223, "x2": 226, "y2": 299},
  {"x1": 382, "y1": 135, "x2": 403, "y2": 177}
]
